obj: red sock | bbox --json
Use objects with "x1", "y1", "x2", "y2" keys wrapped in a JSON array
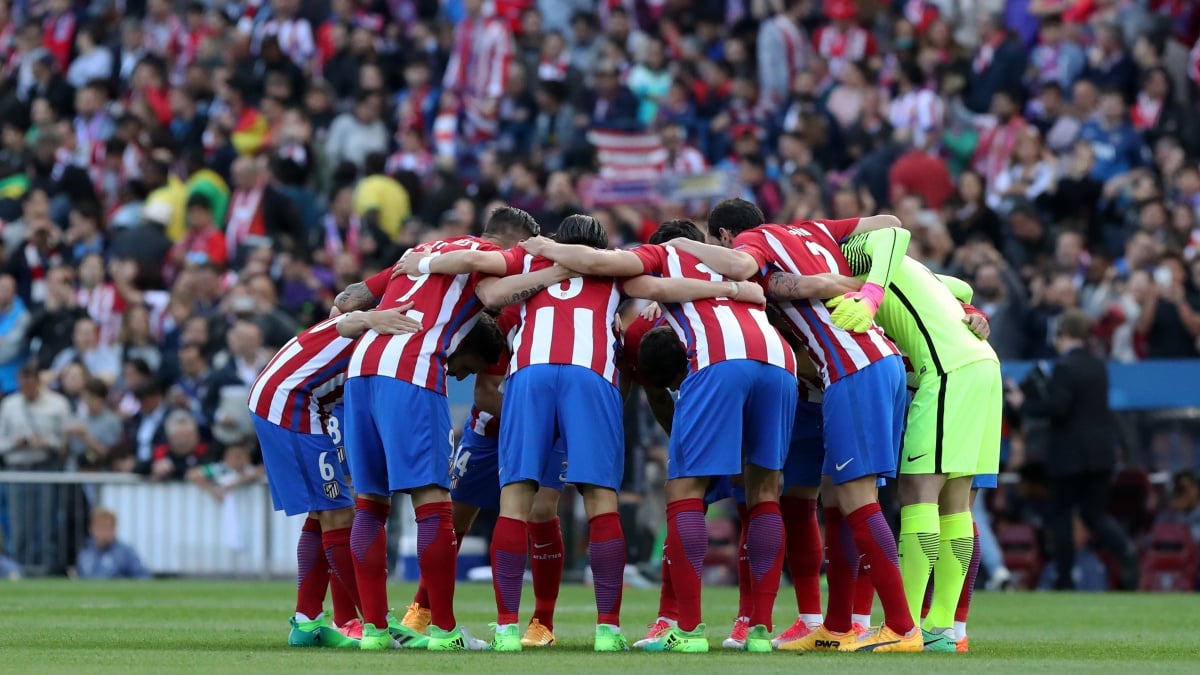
[
  {"x1": 350, "y1": 498, "x2": 391, "y2": 627},
  {"x1": 780, "y1": 496, "x2": 822, "y2": 616},
  {"x1": 854, "y1": 567, "x2": 875, "y2": 619},
  {"x1": 322, "y1": 526, "x2": 360, "y2": 626},
  {"x1": 955, "y1": 522, "x2": 982, "y2": 623},
  {"x1": 412, "y1": 527, "x2": 464, "y2": 611},
  {"x1": 735, "y1": 502, "x2": 753, "y2": 619},
  {"x1": 657, "y1": 550, "x2": 679, "y2": 621},
  {"x1": 846, "y1": 503, "x2": 914, "y2": 635},
  {"x1": 296, "y1": 518, "x2": 328, "y2": 618},
  {"x1": 746, "y1": 501, "x2": 785, "y2": 631},
  {"x1": 823, "y1": 508, "x2": 857, "y2": 633},
  {"x1": 529, "y1": 518, "x2": 564, "y2": 630},
  {"x1": 491, "y1": 516, "x2": 527, "y2": 625},
  {"x1": 665, "y1": 498, "x2": 706, "y2": 631},
  {"x1": 415, "y1": 501, "x2": 459, "y2": 630},
  {"x1": 588, "y1": 511, "x2": 625, "y2": 626}
]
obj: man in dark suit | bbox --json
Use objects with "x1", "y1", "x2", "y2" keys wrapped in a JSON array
[
  {"x1": 965, "y1": 15, "x2": 1028, "y2": 114},
  {"x1": 1006, "y1": 309, "x2": 1138, "y2": 589}
]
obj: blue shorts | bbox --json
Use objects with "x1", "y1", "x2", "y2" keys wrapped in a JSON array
[
  {"x1": 326, "y1": 405, "x2": 350, "y2": 476},
  {"x1": 822, "y1": 355, "x2": 907, "y2": 485},
  {"x1": 972, "y1": 474, "x2": 998, "y2": 489},
  {"x1": 783, "y1": 400, "x2": 825, "y2": 489},
  {"x1": 344, "y1": 376, "x2": 454, "y2": 497},
  {"x1": 254, "y1": 414, "x2": 353, "y2": 516},
  {"x1": 669, "y1": 360, "x2": 797, "y2": 480},
  {"x1": 450, "y1": 426, "x2": 565, "y2": 509},
  {"x1": 500, "y1": 365, "x2": 624, "y2": 491}
]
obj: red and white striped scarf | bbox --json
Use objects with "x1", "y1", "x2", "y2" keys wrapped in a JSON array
[
  {"x1": 25, "y1": 244, "x2": 64, "y2": 305},
  {"x1": 226, "y1": 183, "x2": 265, "y2": 259},
  {"x1": 1130, "y1": 92, "x2": 1164, "y2": 130},
  {"x1": 323, "y1": 213, "x2": 360, "y2": 260},
  {"x1": 77, "y1": 282, "x2": 125, "y2": 347}
]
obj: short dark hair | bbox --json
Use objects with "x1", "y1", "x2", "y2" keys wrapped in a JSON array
[
  {"x1": 649, "y1": 219, "x2": 704, "y2": 245},
  {"x1": 484, "y1": 206, "x2": 540, "y2": 239},
  {"x1": 363, "y1": 151, "x2": 387, "y2": 176},
  {"x1": 555, "y1": 214, "x2": 608, "y2": 249},
  {"x1": 638, "y1": 326, "x2": 687, "y2": 389},
  {"x1": 456, "y1": 314, "x2": 505, "y2": 365},
  {"x1": 84, "y1": 377, "x2": 110, "y2": 399},
  {"x1": 1057, "y1": 308, "x2": 1092, "y2": 341},
  {"x1": 186, "y1": 193, "x2": 212, "y2": 212},
  {"x1": 707, "y1": 197, "x2": 764, "y2": 238}
]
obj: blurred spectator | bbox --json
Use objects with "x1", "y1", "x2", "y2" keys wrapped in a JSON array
[
  {"x1": 76, "y1": 508, "x2": 151, "y2": 579},
  {"x1": 140, "y1": 409, "x2": 209, "y2": 481},
  {"x1": 326, "y1": 90, "x2": 389, "y2": 168},
  {"x1": 964, "y1": 13, "x2": 1027, "y2": 114},
  {"x1": 0, "y1": 274, "x2": 31, "y2": 394},
  {"x1": 0, "y1": 362, "x2": 70, "y2": 470},
  {"x1": 65, "y1": 378, "x2": 123, "y2": 472},
  {"x1": 1006, "y1": 309, "x2": 1139, "y2": 590},
  {"x1": 50, "y1": 316, "x2": 121, "y2": 385},
  {"x1": 353, "y1": 152, "x2": 412, "y2": 249},
  {"x1": 1159, "y1": 471, "x2": 1200, "y2": 544},
  {"x1": 186, "y1": 442, "x2": 264, "y2": 503},
  {"x1": 125, "y1": 376, "x2": 172, "y2": 472},
  {"x1": 204, "y1": 320, "x2": 267, "y2": 447}
]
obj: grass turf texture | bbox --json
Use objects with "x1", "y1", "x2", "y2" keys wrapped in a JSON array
[{"x1": 2, "y1": 580, "x2": 1198, "y2": 673}]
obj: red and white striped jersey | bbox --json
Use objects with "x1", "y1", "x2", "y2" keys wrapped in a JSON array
[
  {"x1": 257, "y1": 17, "x2": 316, "y2": 66},
  {"x1": 466, "y1": 306, "x2": 520, "y2": 438},
  {"x1": 76, "y1": 283, "x2": 126, "y2": 348},
  {"x1": 443, "y1": 15, "x2": 512, "y2": 138},
  {"x1": 629, "y1": 244, "x2": 796, "y2": 376},
  {"x1": 143, "y1": 15, "x2": 182, "y2": 58},
  {"x1": 248, "y1": 315, "x2": 355, "y2": 435},
  {"x1": 888, "y1": 88, "x2": 944, "y2": 149},
  {"x1": 502, "y1": 247, "x2": 622, "y2": 386},
  {"x1": 734, "y1": 221, "x2": 900, "y2": 386},
  {"x1": 347, "y1": 236, "x2": 500, "y2": 393},
  {"x1": 813, "y1": 24, "x2": 876, "y2": 78}
]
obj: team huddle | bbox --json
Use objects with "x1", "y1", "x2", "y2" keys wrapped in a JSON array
[{"x1": 247, "y1": 197, "x2": 1001, "y2": 653}]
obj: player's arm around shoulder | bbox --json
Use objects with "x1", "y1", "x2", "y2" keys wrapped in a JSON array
[
  {"x1": 476, "y1": 264, "x2": 577, "y2": 309},
  {"x1": 394, "y1": 248, "x2": 508, "y2": 277},
  {"x1": 767, "y1": 272, "x2": 863, "y2": 301},
  {"x1": 664, "y1": 237, "x2": 758, "y2": 280},
  {"x1": 521, "y1": 235, "x2": 646, "y2": 277},
  {"x1": 335, "y1": 303, "x2": 422, "y2": 338},
  {"x1": 623, "y1": 275, "x2": 765, "y2": 305}
]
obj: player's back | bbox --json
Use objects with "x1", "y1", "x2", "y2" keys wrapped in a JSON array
[
  {"x1": 348, "y1": 236, "x2": 500, "y2": 392},
  {"x1": 632, "y1": 243, "x2": 795, "y2": 375},
  {"x1": 733, "y1": 221, "x2": 899, "y2": 385},
  {"x1": 249, "y1": 316, "x2": 354, "y2": 434},
  {"x1": 841, "y1": 246, "x2": 998, "y2": 376},
  {"x1": 503, "y1": 247, "x2": 621, "y2": 385}
]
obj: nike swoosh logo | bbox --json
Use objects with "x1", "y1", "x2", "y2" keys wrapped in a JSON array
[
  {"x1": 906, "y1": 454, "x2": 927, "y2": 463},
  {"x1": 533, "y1": 542, "x2": 552, "y2": 549},
  {"x1": 835, "y1": 458, "x2": 854, "y2": 471}
]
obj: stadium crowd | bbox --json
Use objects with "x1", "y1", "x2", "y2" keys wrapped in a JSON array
[{"x1": 0, "y1": 0, "x2": 1198, "y2": 591}]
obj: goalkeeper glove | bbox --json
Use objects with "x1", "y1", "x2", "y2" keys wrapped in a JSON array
[{"x1": 826, "y1": 282, "x2": 884, "y2": 333}]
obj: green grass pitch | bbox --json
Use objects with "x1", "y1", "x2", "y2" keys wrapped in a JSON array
[{"x1": 2, "y1": 579, "x2": 1199, "y2": 673}]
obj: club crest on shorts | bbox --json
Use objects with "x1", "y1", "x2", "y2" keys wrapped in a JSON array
[{"x1": 323, "y1": 481, "x2": 340, "y2": 499}]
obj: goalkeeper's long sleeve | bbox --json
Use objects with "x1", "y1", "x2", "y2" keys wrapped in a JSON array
[
  {"x1": 936, "y1": 273, "x2": 975, "y2": 303},
  {"x1": 843, "y1": 227, "x2": 911, "y2": 292}
]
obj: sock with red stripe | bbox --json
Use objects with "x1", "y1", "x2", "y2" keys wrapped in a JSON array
[
  {"x1": 529, "y1": 517, "x2": 564, "y2": 630},
  {"x1": 746, "y1": 501, "x2": 785, "y2": 631},
  {"x1": 322, "y1": 526, "x2": 361, "y2": 626},
  {"x1": 491, "y1": 516, "x2": 527, "y2": 625},
  {"x1": 847, "y1": 503, "x2": 915, "y2": 635},
  {"x1": 735, "y1": 502, "x2": 753, "y2": 620},
  {"x1": 780, "y1": 496, "x2": 823, "y2": 617},
  {"x1": 350, "y1": 498, "x2": 390, "y2": 627},
  {"x1": 588, "y1": 512, "x2": 626, "y2": 626},
  {"x1": 822, "y1": 508, "x2": 858, "y2": 633},
  {"x1": 296, "y1": 518, "x2": 328, "y2": 619},
  {"x1": 665, "y1": 498, "x2": 706, "y2": 631},
  {"x1": 853, "y1": 564, "x2": 875, "y2": 627},
  {"x1": 412, "y1": 528, "x2": 464, "y2": 612},
  {"x1": 415, "y1": 501, "x2": 459, "y2": 630},
  {"x1": 955, "y1": 522, "x2": 982, "y2": 627},
  {"x1": 656, "y1": 549, "x2": 679, "y2": 621}
]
